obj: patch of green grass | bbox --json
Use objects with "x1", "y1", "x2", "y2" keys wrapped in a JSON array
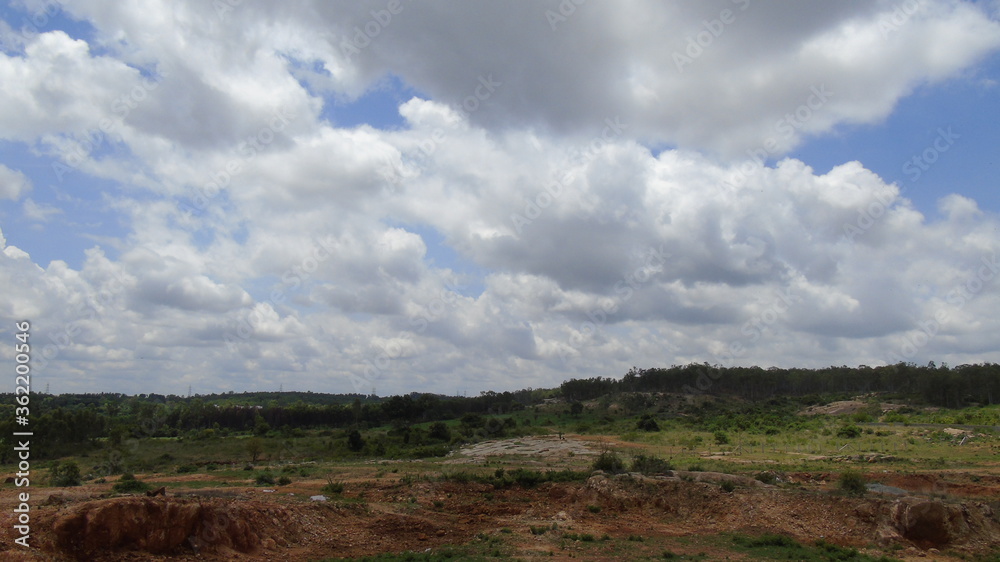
[{"x1": 727, "y1": 533, "x2": 901, "y2": 561}]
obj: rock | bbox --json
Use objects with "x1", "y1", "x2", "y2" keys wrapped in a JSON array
[{"x1": 891, "y1": 498, "x2": 969, "y2": 546}]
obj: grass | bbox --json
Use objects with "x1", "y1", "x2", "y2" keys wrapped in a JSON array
[{"x1": 726, "y1": 533, "x2": 901, "y2": 561}]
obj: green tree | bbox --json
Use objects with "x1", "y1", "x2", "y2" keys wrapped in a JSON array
[
  {"x1": 246, "y1": 437, "x2": 264, "y2": 463},
  {"x1": 49, "y1": 461, "x2": 82, "y2": 487},
  {"x1": 347, "y1": 429, "x2": 365, "y2": 452}
]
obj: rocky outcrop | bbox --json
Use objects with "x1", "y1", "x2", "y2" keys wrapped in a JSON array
[
  {"x1": 878, "y1": 497, "x2": 970, "y2": 548},
  {"x1": 51, "y1": 497, "x2": 297, "y2": 560}
]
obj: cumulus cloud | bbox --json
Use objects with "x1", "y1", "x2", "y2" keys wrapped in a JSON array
[{"x1": 1, "y1": 1, "x2": 1000, "y2": 395}]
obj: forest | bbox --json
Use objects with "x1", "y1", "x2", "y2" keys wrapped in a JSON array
[{"x1": 2, "y1": 361, "x2": 998, "y2": 463}]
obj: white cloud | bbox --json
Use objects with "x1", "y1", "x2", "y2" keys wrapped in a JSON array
[
  {"x1": 2, "y1": 1, "x2": 1000, "y2": 395},
  {"x1": 0, "y1": 164, "x2": 31, "y2": 200}
]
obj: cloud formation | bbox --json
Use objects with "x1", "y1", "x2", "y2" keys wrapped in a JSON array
[{"x1": 1, "y1": 0, "x2": 999, "y2": 395}]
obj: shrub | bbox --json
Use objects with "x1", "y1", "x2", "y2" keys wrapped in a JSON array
[
  {"x1": 592, "y1": 451, "x2": 625, "y2": 474},
  {"x1": 255, "y1": 472, "x2": 276, "y2": 486},
  {"x1": 587, "y1": 504, "x2": 601, "y2": 513},
  {"x1": 636, "y1": 414, "x2": 660, "y2": 432},
  {"x1": 322, "y1": 480, "x2": 344, "y2": 494},
  {"x1": 630, "y1": 454, "x2": 674, "y2": 475},
  {"x1": 112, "y1": 473, "x2": 151, "y2": 494},
  {"x1": 754, "y1": 471, "x2": 777, "y2": 485},
  {"x1": 713, "y1": 430, "x2": 730, "y2": 445},
  {"x1": 49, "y1": 461, "x2": 82, "y2": 487},
  {"x1": 429, "y1": 421, "x2": 450, "y2": 441},
  {"x1": 720, "y1": 480, "x2": 736, "y2": 493},
  {"x1": 347, "y1": 429, "x2": 365, "y2": 452},
  {"x1": 839, "y1": 470, "x2": 867, "y2": 496},
  {"x1": 176, "y1": 464, "x2": 197, "y2": 474},
  {"x1": 277, "y1": 476, "x2": 292, "y2": 486},
  {"x1": 837, "y1": 425, "x2": 862, "y2": 439}
]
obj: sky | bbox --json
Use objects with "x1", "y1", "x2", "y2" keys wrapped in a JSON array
[{"x1": 2, "y1": 0, "x2": 1000, "y2": 396}]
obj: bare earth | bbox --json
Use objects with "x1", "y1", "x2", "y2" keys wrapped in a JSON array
[{"x1": 1, "y1": 436, "x2": 999, "y2": 561}]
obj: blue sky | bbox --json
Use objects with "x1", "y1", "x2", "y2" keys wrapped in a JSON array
[{"x1": 3, "y1": 1, "x2": 1000, "y2": 396}]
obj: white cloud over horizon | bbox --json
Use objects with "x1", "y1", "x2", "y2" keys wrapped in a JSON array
[{"x1": 1, "y1": 0, "x2": 1000, "y2": 395}]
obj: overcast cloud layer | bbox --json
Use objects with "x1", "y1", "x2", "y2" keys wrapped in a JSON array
[{"x1": 2, "y1": 0, "x2": 1000, "y2": 395}]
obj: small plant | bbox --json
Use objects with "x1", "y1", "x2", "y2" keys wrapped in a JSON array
[
  {"x1": 255, "y1": 472, "x2": 276, "y2": 486},
  {"x1": 277, "y1": 476, "x2": 292, "y2": 486},
  {"x1": 49, "y1": 461, "x2": 82, "y2": 487},
  {"x1": 587, "y1": 504, "x2": 601, "y2": 513},
  {"x1": 322, "y1": 477, "x2": 345, "y2": 494},
  {"x1": 720, "y1": 480, "x2": 736, "y2": 493},
  {"x1": 631, "y1": 454, "x2": 673, "y2": 475},
  {"x1": 433, "y1": 500, "x2": 444, "y2": 509},
  {"x1": 839, "y1": 470, "x2": 867, "y2": 496},
  {"x1": 627, "y1": 534, "x2": 645, "y2": 542},
  {"x1": 112, "y1": 473, "x2": 151, "y2": 494},
  {"x1": 687, "y1": 464, "x2": 705, "y2": 472},
  {"x1": 592, "y1": 450, "x2": 625, "y2": 474},
  {"x1": 529, "y1": 525, "x2": 547, "y2": 535},
  {"x1": 176, "y1": 464, "x2": 197, "y2": 474}
]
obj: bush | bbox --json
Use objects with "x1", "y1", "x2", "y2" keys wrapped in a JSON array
[
  {"x1": 592, "y1": 451, "x2": 625, "y2": 474},
  {"x1": 630, "y1": 454, "x2": 674, "y2": 475},
  {"x1": 176, "y1": 464, "x2": 197, "y2": 474},
  {"x1": 322, "y1": 481, "x2": 345, "y2": 494},
  {"x1": 839, "y1": 470, "x2": 867, "y2": 496},
  {"x1": 837, "y1": 425, "x2": 862, "y2": 439},
  {"x1": 720, "y1": 480, "x2": 736, "y2": 493},
  {"x1": 49, "y1": 461, "x2": 82, "y2": 487},
  {"x1": 754, "y1": 471, "x2": 777, "y2": 485},
  {"x1": 277, "y1": 476, "x2": 292, "y2": 486},
  {"x1": 112, "y1": 473, "x2": 151, "y2": 494},
  {"x1": 347, "y1": 429, "x2": 365, "y2": 452},
  {"x1": 255, "y1": 472, "x2": 276, "y2": 486},
  {"x1": 428, "y1": 421, "x2": 450, "y2": 441},
  {"x1": 713, "y1": 430, "x2": 730, "y2": 445},
  {"x1": 636, "y1": 414, "x2": 660, "y2": 432}
]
